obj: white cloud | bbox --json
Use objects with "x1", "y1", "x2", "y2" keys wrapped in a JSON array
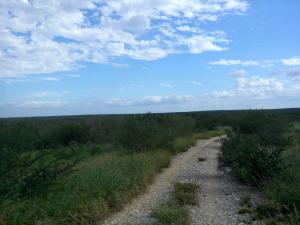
[
  {"x1": 210, "y1": 76, "x2": 284, "y2": 99},
  {"x1": 18, "y1": 100, "x2": 65, "y2": 108},
  {"x1": 210, "y1": 59, "x2": 259, "y2": 66},
  {"x1": 183, "y1": 35, "x2": 226, "y2": 53},
  {"x1": 0, "y1": 0, "x2": 249, "y2": 77},
  {"x1": 108, "y1": 95, "x2": 191, "y2": 106},
  {"x1": 3, "y1": 76, "x2": 59, "y2": 84},
  {"x1": 210, "y1": 59, "x2": 281, "y2": 67},
  {"x1": 281, "y1": 57, "x2": 300, "y2": 66},
  {"x1": 40, "y1": 77, "x2": 60, "y2": 81},
  {"x1": 237, "y1": 76, "x2": 283, "y2": 97}
]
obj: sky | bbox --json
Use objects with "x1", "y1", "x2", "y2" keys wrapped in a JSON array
[{"x1": 0, "y1": 0, "x2": 300, "y2": 117}]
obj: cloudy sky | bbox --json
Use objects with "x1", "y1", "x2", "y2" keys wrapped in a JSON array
[{"x1": 0, "y1": 0, "x2": 300, "y2": 117}]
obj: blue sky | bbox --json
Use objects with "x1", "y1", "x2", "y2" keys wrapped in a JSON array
[{"x1": 0, "y1": 0, "x2": 300, "y2": 117}]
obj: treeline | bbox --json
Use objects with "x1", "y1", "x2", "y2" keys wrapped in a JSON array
[
  {"x1": 221, "y1": 111, "x2": 300, "y2": 223},
  {"x1": 0, "y1": 114, "x2": 197, "y2": 152}
]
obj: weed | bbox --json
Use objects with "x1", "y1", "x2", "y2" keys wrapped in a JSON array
[
  {"x1": 173, "y1": 183, "x2": 199, "y2": 206},
  {"x1": 151, "y1": 200, "x2": 191, "y2": 225},
  {"x1": 239, "y1": 193, "x2": 252, "y2": 207}
]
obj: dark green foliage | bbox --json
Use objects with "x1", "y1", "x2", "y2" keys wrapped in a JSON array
[
  {"x1": 0, "y1": 148, "x2": 81, "y2": 199},
  {"x1": 119, "y1": 115, "x2": 195, "y2": 152},
  {"x1": 222, "y1": 133, "x2": 285, "y2": 183},
  {"x1": 221, "y1": 111, "x2": 300, "y2": 223},
  {"x1": 0, "y1": 151, "x2": 173, "y2": 225},
  {"x1": 221, "y1": 112, "x2": 288, "y2": 184}
]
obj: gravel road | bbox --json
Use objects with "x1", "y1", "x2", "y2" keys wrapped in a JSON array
[{"x1": 102, "y1": 137, "x2": 262, "y2": 225}]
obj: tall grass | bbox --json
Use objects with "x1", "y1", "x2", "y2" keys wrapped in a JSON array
[{"x1": 0, "y1": 151, "x2": 173, "y2": 225}]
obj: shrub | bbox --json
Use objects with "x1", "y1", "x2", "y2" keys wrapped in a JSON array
[
  {"x1": 221, "y1": 133, "x2": 285, "y2": 184},
  {"x1": 0, "y1": 147, "x2": 80, "y2": 199}
]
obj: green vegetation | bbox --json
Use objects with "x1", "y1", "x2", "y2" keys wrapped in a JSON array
[
  {"x1": 221, "y1": 111, "x2": 300, "y2": 223},
  {"x1": 1, "y1": 151, "x2": 172, "y2": 225},
  {"x1": 173, "y1": 183, "x2": 199, "y2": 206},
  {"x1": 151, "y1": 182, "x2": 199, "y2": 225},
  {"x1": 0, "y1": 114, "x2": 207, "y2": 225},
  {"x1": 0, "y1": 109, "x2": 299, "y2": 225}
]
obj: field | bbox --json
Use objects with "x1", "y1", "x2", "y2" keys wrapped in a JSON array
[{"x1": 0, "y1": 109, "x2": 299, "y2": 225}]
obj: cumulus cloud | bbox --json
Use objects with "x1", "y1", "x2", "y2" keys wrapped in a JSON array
[
  {"x1": 281, "y1": 57, "x2": 300, "y2": 66},
  {"x1": 237, "y1": 76, "x2": 283, "y2": 97},
  {"x1": 1, "y1": 0, "x2": 249, "y2": 77},
  {"x1": 211, "y1": 75, "x2": 284, "y2": 99},
  {"x1": 107, "y1": 95, "x2": 191, "y2": 106}
]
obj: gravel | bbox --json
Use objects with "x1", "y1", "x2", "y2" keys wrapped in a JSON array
[{"x1": 102, "y1": 137, "x2": 263, "y2": 225}]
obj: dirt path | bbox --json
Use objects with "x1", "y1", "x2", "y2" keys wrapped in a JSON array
[{"x1": 102, "y1": 137, "x2": 261, "y2": 225}]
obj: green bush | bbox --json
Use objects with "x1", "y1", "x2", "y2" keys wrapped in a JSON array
[
  {"x1": 0, "y1": 148, "x2": 80, "y2": 199},
  {"x1": 222, "y1": 133, "x2": 284, "y2": 184}
]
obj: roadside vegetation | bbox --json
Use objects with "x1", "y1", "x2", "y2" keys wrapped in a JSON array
[
  {"x1": 151, "y1": 182, "x2": 199, "y2": 225},
  {"x1": 221, "y1": 112, "x2": 300, "y2": 224}
]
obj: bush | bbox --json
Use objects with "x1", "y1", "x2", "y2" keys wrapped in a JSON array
[
  {"x1": 222, "y1": 133, "x2": 285, "y2": 184},
  {"x1": 0, "y1": 148, "x2": 80, "y2": 199}
]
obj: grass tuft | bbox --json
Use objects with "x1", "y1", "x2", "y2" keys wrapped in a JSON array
[
  {"x1": 174, "y1": 183, "x2": 199, "y2": 206},
  {"x1": 151, "y1": 200, "x2": 191, "y2": 225},
  {"x1": 151, "y1": 182, "x2": 199, "y2": 225}
]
